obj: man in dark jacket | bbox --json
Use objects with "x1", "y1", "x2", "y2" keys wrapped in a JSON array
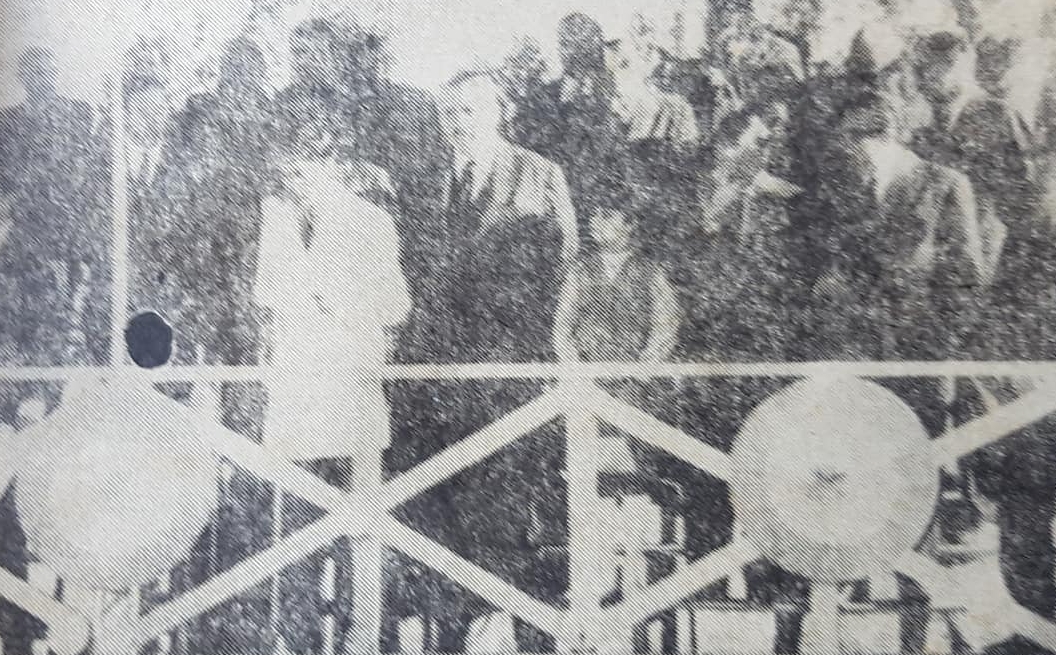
[{"x1": 0, "y1": 47, "x2": 110, "y2": 365}]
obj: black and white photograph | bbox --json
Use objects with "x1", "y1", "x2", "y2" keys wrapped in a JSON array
[{"x1": 3, "y1": 0, "x2": 1056, "y2": 653}]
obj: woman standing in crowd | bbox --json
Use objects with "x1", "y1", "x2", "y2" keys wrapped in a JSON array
[
  {"x1": 254, "y1": 104, "x2": 411, "y2": 654},
  {"x1": 255, "y1": 109, "x2": 410, "y2": 466}
]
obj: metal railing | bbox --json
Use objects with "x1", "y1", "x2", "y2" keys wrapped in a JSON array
[{"x1": 2, "y1": 362, "x2": 1056, "y2": 654}]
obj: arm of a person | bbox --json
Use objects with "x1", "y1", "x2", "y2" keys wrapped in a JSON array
[
  {"x1": 375, "y1": 207, "x2": 415, "y2": 329},
  {"x1": 640, "y1": 270, "x2": 682, "y2": 362},
  {"x1": 752, "y1": 170, "x2": 805, "y2": 200},
  {"x1": 961, "y1": 102, "x2": 1034, "y2": 201},
  {"x1": 546, "y1": 165, "x2": 580, "y2": 262},
  {"x1": 945, "y1": 171, "x2": 991, "y2": 287},
  {"x1": 552, "y1": 271, "x2": 580, "y2": 363}
]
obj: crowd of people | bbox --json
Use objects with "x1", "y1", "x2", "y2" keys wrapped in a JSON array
[
  {"x1": 0, "y1": 1, "x2": 1054, "y2": 366},
  {"x1": 2, "y1": 0, "x2": 1056, "y2": 653}
]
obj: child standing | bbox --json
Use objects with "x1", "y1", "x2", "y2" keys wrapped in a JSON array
[{"x1": 553, "y1": 199, "x2": 681, "y2": 364}]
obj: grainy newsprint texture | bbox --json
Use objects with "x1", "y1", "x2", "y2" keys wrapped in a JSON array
[{"x1": 2, "y1": 0, "x2": 1056, "y2": 653}]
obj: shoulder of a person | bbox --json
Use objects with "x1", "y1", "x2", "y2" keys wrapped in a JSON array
[
  {"x1": 346, "y1": 160, "x2": 397, "y2": 199},
  {"x1": 355, "y1": 160, "x2": 394, "y2": 186},
  {"x1": 264, "y1": 181, "x2": 308, "y2": 210},
  {"x1": 959, "y1": 93, "x2": 1012, "y2": 127},
  {"x1": 508, "y1": 142, "x2": 562, "y2": 178}
]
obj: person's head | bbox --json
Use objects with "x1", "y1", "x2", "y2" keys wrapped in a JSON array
[
  {"x1": 500, "y1": 37, "x2": 548, "y2": 98},
  {"x1": 779, "y1": 0, "x2": 822, "y2": 41},
  {"x1": 558, "y1": 12, "x2": 606, "y2": 75},
  {"x1": 975, "y1": 34, "x2": 1019, "y2": 98},
  {"x1": 342, "y1": 29, "x2": 387, "y2": 92},
  {"x1": 291, "y1": 19, "x2": 342, "y2": 90},
  {"x1": 285, "y1": 111, "x2": 338, "y2": 161},
  {"x1": 439, "y1": 71, "x2": 507, "y2": 155},
  {"x1": 17, "y1": 47, "x2": 59, "y2": 102},
  {"x1": 626, "y1": 13, "x2": 662, "y2": 71},
  {"x1": 218, "y1": 37, "x2": 266, "y2": 97},
  {"x1": 838, "y1": 89, "x2": 893, "y2": 140},
  {"x1": 912, "y1": 30, "x2": 974, "y2": 105},
  {"x1": 604, "y1": 39, "x2": 652, "y2": 96},
  {"x1": 589, "y1": 204, "x2": 636, "y2": 251},
  {"x1": 124, "y1": 74, "x2": 171, "y2": 145},
  {"x1": 589, "y1": 173, "x2": 636, "y2": 250}
]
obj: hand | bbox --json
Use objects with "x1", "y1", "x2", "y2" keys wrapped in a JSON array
[{"x1": 750, "y1": 171, "x2": 804, "y2": 199}]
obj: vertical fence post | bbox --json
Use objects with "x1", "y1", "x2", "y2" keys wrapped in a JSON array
[
  {"x1": 344, "y1": 381, "x2": 385, "y2": 655},
  {"x1": 561, "y1": 381, "x2": 610, "y2": 653},
  {"x1": 107, "y1": 71, "x2": 129, "y2": 367}
]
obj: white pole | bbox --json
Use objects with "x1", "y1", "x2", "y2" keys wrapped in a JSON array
[
  {"x1": 799, "y1": 582, "x2": 843, "y2": 655},
  {"x1": 107, "y1": 71, "x2": 130, "y2": 367},
  {"x1": 346, "y1": 403, "x2": 385, "y2": 655},
  {"x1": 561, "y1": 382, "x2": 611, "y2": 652}
]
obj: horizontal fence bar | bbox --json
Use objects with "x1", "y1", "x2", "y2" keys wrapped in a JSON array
[{"x1": 2, "y1": 361, "x2": 1056, "y2": 382}]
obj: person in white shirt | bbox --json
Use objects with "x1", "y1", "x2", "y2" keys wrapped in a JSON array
[{"x1": 254, "y1": 112, "x2": 411, "y2": 463}]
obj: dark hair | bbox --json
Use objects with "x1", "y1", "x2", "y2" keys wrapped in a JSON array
[
  {"x1": 292, "y1": 18, "x2": 341, "y2": 46},
  {"x1": 558, "y1": 12, "x2": 604, "y2": 48},
  {"x1": 913, "y1": 31, "x2": 968, "y2": 69},
  {"x1": 219, "y1": 37, "x2": 266, "y2": 88},
  {"x1": 125, "y1": 311, "x2": 173, "y2": 368},
  {"x1": 837, "y1": 89, "x2": 891, "y2": 137},
  {"x1": 558, "y1": 12, "x2": 606, "y2": 73}
]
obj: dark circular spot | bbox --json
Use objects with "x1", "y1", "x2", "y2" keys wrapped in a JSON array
[{"x1": 125, "y1": 311, "x2": 173, "y2": 368}]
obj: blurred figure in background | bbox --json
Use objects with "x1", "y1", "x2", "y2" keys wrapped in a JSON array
[
  {"x1": 124, "y1": 48, "x2": 181, "y2": 324},
  {"x1": 910, "y1": 26, "x2": 1048, "y2": 360},
  {"x1": 509, "y1": 12, "x2": 623, "y2": 244},
  {"x1": 387, "y1": 71, "x2": 576, "y2": 651},
  {"x1": 553, "y1": 185, "x2": 681, "y2": 365},
  {"x1": 810, "y1": 86, "x2": 990, "y2": 360},
  {"x1": 256, "y1": 109, "x2": 410, "y2": 465},
  {"x1": 163, "y1": 37, "x2": 272, "y2": 367},
  {"x1": 271, "y1": 18, "x2": 448, "y2": 365},
  {"x1": 255, "y1": 109, "x2": 410, "y2": 655},
  {"x1": 0, "y1": 46, "x2": 111, "y2": 365},
  {"x1": 431, "y1": 71, "x2": 576, "y2": 363},
  {"x1": 331, "y1": 24, "x2": 449, "y2": 361},
  {"x1": 602, "y1": 27, "x2": 701, "y2": 286}
]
